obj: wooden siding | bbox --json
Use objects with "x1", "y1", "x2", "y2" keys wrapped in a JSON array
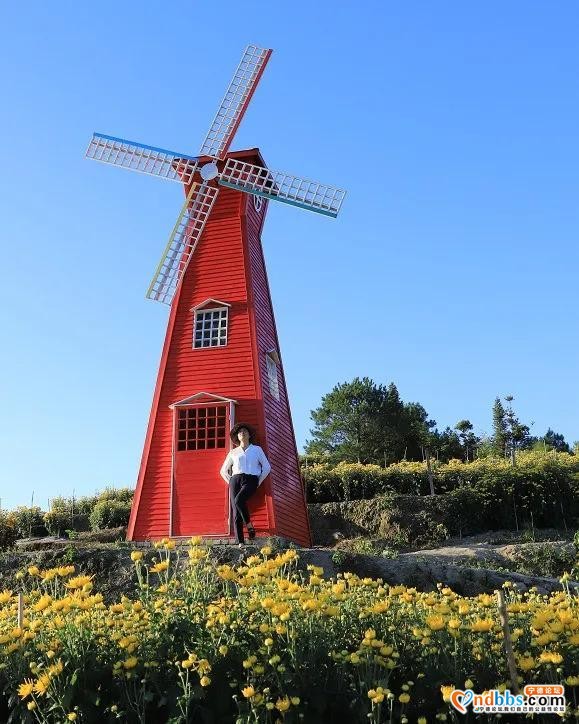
[{"x1": 243, "y1": 193, "x2": 312, "y2": 547}]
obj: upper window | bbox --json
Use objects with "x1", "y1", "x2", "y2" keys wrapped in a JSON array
[
  {"x1": 266, "y1": 351, "x2": 280, "y2": 400},
  {"x1": 194, "y1": 306, "x2": 228, "y2": 348}
]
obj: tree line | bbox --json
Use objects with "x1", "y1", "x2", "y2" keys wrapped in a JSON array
[{"x1": 304, "y1": 377, "x2": 574, "y2": 467}]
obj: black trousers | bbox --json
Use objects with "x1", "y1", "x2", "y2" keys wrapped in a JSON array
[{"x1": 230, "y1": 473, "x2": 258, "y2": 543}]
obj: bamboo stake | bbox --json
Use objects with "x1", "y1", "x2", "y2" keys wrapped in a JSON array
[
  {"x1": 17, "y1": 593, "x2": 23, "y2": 629},
  {"x1": 496, "y1": 589, "x2": 519, "y2": 694}
]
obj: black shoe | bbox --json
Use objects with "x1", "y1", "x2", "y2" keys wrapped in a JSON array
[{"x1": 247, "y1": 524, "x2": 256, "y2": 540}]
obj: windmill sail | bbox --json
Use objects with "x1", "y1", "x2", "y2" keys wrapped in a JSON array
[
  {"x1": 199, "y1": 45, "x2": 272, "y2": 160},
  {"x1": 86, "y1": 133, "x2": 200, "y2": 185},
  {"x1": 146, "y1": 183, "x2": 219, "y2": 305},
  {"x1": 219, "y1": 159, "x2": 346, "y2": 218}
]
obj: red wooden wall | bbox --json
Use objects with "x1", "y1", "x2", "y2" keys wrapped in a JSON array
[{"x1": 127, "y1": 149, "x2": 311, "y2": 547}]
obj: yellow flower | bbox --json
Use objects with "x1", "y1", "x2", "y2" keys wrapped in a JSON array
[
  {"x1": 261, "y1": 546, "x2": 272, "y2": 555},
  {"x1": 67, "y1": 714, "x2": 77, "y2": 721},
  {"x1": 150, "y1": 561, "x2": 169, "y2": 573},
  {"x1": 440, "y1": 685, "x2": 455, "y2": 703},
  {"x1": 464, "y1": 679, "x2": 474, "y2": 689},
  {"x1": 264, "y1": 638, "x2": 274, "y2": 647},
  {"x1": 426, "y1": 616, "x2": 445, "y2": 631},
  {"x1": 27, "y1": 566, "x2": 40, "y2": 576},
  {"x1": 242, "y1": 686, "x2": 255, "y2": 698},
  {"x1": 291, "y1": 696, "x2": 300, "y2": 705},
  {"x1": 0, "y1": 590, "x2": 13, "y2": 604},
  {"x1": 48, "y1": 660, "x2": 64, "y2": 676},
  {"x1": 399, "y1": 693, "x2": 410, "y2": 703},
  {"x1": 33, "y1": 674, "x2": 51, "y2": 696},
  {"x1": 418, "y1": 718, "x2": 427, "y2": 724},
  {"x1": 18, "y1": 680, "x2": 34, "y2": 699},
  {"x1": 27, "y1": 701, "x2": 36, "y2": 711},
  {"x1": 130, "y1": 551, "x2": 143, "y2": 562},
  {"x1": 123, "y1": 657, "x2": 138, "y2": 669},
  {"x1": 218, "y1": 645, "x2": 228, "y2": 655},
  {"x1": 275, "y1": 696, "x2": 291, "y2": 712},
  {"x1": 470, "y1": 619, "x2": 493, "y2": 632},
  {"x1": 200, "y1": 676, "x2": 211, "y2": 687},
  {"x1": 518, "y1": 656, "x2": 535, "y2": 671},
  {"x1": 66, "y1": 575, "x2": 93, "y2": 590},
  {"x1": 34, "y1": 595, "x2": 52, "y2": 612},
  {"x1": 190, "y1": 535, "x2": 202, "y2": 545}
]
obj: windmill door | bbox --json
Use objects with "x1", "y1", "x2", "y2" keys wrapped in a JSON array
[{"x1": 172, "y1": 403, "x2": 231, "y2": 536}]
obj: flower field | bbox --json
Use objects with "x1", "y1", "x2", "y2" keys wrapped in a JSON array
[{"x1": 0, "y1": 538, "x2": 578, "y2": 722}]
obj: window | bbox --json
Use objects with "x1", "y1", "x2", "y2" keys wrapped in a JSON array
[
  {"x1": 177, "y1": 406, "x2": 227, "y2": 451},
  {"x1": 266, "y1": 352, "x2": 279, "y2": 400},
  {"x1": 194, "y1": 307, "x2": 228, "y2": 348}
]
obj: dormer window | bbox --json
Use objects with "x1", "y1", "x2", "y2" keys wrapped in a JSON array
[
  {"x1": 266, "y1": 349, "x2": 280, "y2": 400},
  {"x1": 191, "y1": 299, "x2": 230, "y2": 349}
]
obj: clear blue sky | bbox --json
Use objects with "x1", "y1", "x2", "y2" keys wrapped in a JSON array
[{"x1": 1, "y1": 1, "x2": 578, "y2": 510}]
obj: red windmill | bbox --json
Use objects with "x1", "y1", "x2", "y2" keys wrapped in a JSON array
[{"x1": 86, "y1": 45, "x2": 346, "y2": 546}]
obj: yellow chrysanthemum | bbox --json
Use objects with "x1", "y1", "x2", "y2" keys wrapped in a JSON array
[
  {"x1": 33, "y1": 674, "x2": 51, "y2": 696},
  {"x1": 66, "y1": 575, "x2": 93, "y2": 590},
  {"x1": 426, "y1": 616, "x2": 445, "y2": 631},
  {"x1": 18, "y1": 680, "x2": 34, "y2": 699},
  {"x1": 275, "y1": 696, "x2": 291, "y2": 712},
  {"x1": 150, "y1": 561, "x2": 169, "y2": 574},
  {"x1": 470, "y1": 619, "x2": 493, "y2": 632}
]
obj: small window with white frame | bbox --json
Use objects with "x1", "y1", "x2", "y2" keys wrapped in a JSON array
[
  {"x1": 266, "y1": 350, "x2": 280, "y2": 400},
  {"x1": 192, "y1": 300, "x2": 229, "y2": 348}
]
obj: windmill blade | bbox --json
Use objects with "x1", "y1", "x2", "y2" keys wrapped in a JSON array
[
  {"x1": 199, "y1": 45, "x2": 272, "y2": 160},
  {"x1": 86, "y1": 133, "x2": 200, "y2": 185},
  {"x1": 219, "y1": 159, "x2": 346, "y2": 218},
  {"x1": 146, "y1": 182, "x2": 219, "y2": 305}
]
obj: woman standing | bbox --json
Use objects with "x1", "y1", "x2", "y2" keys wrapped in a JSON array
[{"x1": 220, "y1": 423, "x2": 271, "y2": 544}]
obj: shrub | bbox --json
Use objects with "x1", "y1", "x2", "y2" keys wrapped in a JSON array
[
  {"x1": 43, "y1": 509, "x2": 90, "y2": 537},
  {"x1": 10, "y1": 506, "x2": 47, "y2": 539},
  {"x1": 304, "y1": 452, "x2": 579, "y2": 530},
  {"x1": 89, "y1": 499, "x2": 131, "y2": 531},
  {"x1": 0, "y1": 511, "x2": 17, "y2": 549}
]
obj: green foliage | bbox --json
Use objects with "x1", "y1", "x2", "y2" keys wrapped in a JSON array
[
  {"x1": 10, "y1": 506, "x2": 46, "y2": 539},
  {"x1": 304, "y1": 452, "x2": 579, "y2": 532},
  {"x1": 45, "y1": 488, "x2": 133, "y2": 536},
  {"x1": 541, "y1": 428, "x2": 571, "y2": 454},
  {"x1": 0, "y1": 511, "x2": 17, "y2": 550},
  {"x1": 306, "y1": 377, "x2": 406, "y2": 464},
  {"x1": 492, "y1": 397, "x2": 508, "y2": 455},
  {"x1": 44, "y1": 509, "x2": 89, "y2": 537},
  {"x1": 89, "y1": 499, "x2": 132, "y2": 531}
]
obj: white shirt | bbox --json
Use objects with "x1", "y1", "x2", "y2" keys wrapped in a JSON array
[{"x1": 220, "y1": 444, "x2": 271, "y2": 486}]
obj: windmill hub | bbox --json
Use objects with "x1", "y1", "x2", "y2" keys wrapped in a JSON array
[{"x1": 200, "y1": 162, "x2": 219, "y2": 181}]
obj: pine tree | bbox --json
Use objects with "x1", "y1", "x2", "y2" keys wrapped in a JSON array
[{"x1": 492, "y1": 397, "x2": 508, "y2": 456}]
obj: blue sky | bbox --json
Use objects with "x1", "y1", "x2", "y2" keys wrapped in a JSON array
[{"x1": 1, "y1": 1, "x2": 578, "y2": 510}]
